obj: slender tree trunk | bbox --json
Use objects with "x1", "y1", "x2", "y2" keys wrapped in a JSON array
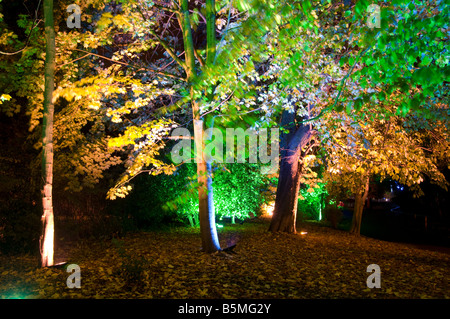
[
  {"x1": 40, "y1": 0, "x2": 56, "y2": 267},
  {"x1": 269, "y1": 110, "x2": 313, "y2": 233},
  {"x1": 350, "y1": 174, "x2": 370, "y2": 235},
  {"x1": 179, "y1": 0, "x2": 220, "y2": 252},
  {"x1": 188, "y1": 214, "x2": 195, "y2": 227},
  {"x1": 194, "y1": 118, "x2": 220, "y2": 252}
]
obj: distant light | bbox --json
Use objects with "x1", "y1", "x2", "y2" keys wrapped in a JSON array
[
  {"x1": 217, "y1": 224, "x2": 224, "y2": 228},
  {"x1": 262, "y1": 201, "x2": 275, "y2": 217},
  {"x1": 300, "y1": 231, "x2": 308, "y2": 235}
]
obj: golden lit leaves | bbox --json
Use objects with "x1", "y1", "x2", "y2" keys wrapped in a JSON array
[
  {"x1": 321, "y1": 106, "x2": 449, "y2": 197},
  {"x1": 106, "y1": 118, "x2": 176, "y2": 200},
  {"x1": 0, "y1": 93, "x2": 11, "y2": 104},
  {"x1": 96, "y1": 12, "x2": 132, "y2": 32}
]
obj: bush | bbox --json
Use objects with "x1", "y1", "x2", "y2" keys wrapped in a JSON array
[
  {"x1": 213, "y1": 163, "x2": 267, "y2": 222},
  {"x1": 120, "y1": 162, "x2": 269, "y2": 228},
  {"x1": 119, "y1": 163, "x2": 197, "y2": 229},
  {"x1": 297, "y1": 183, "x2": 327, "y2": 222}
]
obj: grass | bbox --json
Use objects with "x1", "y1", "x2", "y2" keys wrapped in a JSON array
[{"x1": 0, "y1": 218, "x2": 449, "y2": 299}]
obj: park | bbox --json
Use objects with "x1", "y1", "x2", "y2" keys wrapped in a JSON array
[{"x1": 0, "y1": 0, "x2": 449, "y2": 302}]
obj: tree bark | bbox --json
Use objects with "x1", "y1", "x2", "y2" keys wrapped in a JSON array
[
  {"x1": 350, "y1": 174, "x2": 370, "y2": 235},
  {"x1": 194, "y1": 119, "x2": 220, "y2": 252},
  {"x1": 269, "y1": 145, "x2": 303, "y2": 233},
  {"x1": 179, "y1": 0, "x2": 220, "y2": 252},
  {"x1": 40, "y1": 0, "x2": 55, "y2": 267},
  {"x1": 269, "y1": 110, "x2": 313, "y2": 233}
]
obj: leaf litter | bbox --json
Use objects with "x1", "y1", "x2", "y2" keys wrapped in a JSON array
[{"x1": 0, "y1": 218, "x2": 448, "y2": 299}]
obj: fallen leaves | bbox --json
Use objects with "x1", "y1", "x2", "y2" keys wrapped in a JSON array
[{"x1": 0, "y1": 218, "x2": 449, "y2": 299}]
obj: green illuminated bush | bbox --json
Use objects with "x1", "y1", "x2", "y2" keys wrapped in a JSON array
[
  {"x1": 122, "y1": 162, "x2": 269, "y2": 228},
  {"x1": 297, "y1": 182, "x2": 328, "y2": 221},
  {"x1": 212, "y1": 163, "x2": 267, "y2": 222}
]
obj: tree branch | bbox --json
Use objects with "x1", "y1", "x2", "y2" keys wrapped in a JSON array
[
  {"x1": 288, "y1": 125, "x2": 315, "y2": 152},
  {"x1": 134, "y1": 2, "x2": 186, "y2": 71},
  {"x1": 69, "y1": 49, "x2": 185, "y2": 81},
  {"x1": 194, "y1": 49, "x2": 205, "y2": 67},
  {"x1": 154, "y1": 3, "x2": 179, "y2": 14},
  {"x1": 56, "y1": 53, "x2": 90, "y2": 68},
  {"x1": 0, "y1": 18, "x2": 42, "y2": 56},
  {"x1": 148, "y1": 29, "x2": 186, "y2": 70}
]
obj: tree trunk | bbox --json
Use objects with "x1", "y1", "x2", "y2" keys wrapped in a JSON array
[
  {"x1": 40, "y1": 0, "x2": 56, "y2": 267},
  {"x1": 194, "y1": 119, "x2": 220, "y2": 252},
  {"x1": 350, "y1": 174, "x2": 370, "y2": 235},
  {"x1": 179, "y1": 0, "x2": 220, "y2": 252},
  {"x1": 269, "y1": 145, "x2": 303, "y2": 233},
  {"x1": 269, "y1": 110, "x2": 313, "y2": 233}
]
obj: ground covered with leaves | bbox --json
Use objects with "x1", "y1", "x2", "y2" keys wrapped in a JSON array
[{"x1": 1, "y1": 218, "x2": 449, "y2": 299}]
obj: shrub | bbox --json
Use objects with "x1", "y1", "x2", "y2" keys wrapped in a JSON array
[
  {"x1": 212, "y1": 163, "x2": 267, "y2": 222},
  {"x1": 297, "y1": 183, "x2": 327, "y2": 221},
  {"x1": 122, "y1": 162, "x2": 269, "y2": 228}
]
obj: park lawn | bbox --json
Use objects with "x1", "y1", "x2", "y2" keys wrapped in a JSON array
[{"x1": 0, "y1": 218, "x2": 448, "y2": 299}]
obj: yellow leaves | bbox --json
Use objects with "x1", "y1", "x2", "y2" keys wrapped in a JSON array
[
  {"x1": 96, "y1": 12, "x2": 113, "y2": 32},
  {"x1": 2, "y1": 220, "x2": 450, "y2": 299},
  {"x1": 88, "y1": 100, "x2": 101, "y2": 110},
  {"x1": 0, "y1": 93, "x2": 11, "y2": 104},
  {"x1": 113, "y1": 14, "x2": 132, "y2": 29},
  {"x1": 303, "y1": 154, "x2": 316, "y2": 166},
  {"x1": 372, "y1": 166, "x2": 379, "y2": 175},
  {"x1": 355, "y1": 166, "x2": 365, "y2": 174},
  {"x1": 198, "y1": 288, "x2": 209, "y2": 296},
  {"x1": 107, "y1": 185, "x2": 132, "y2": 200}
]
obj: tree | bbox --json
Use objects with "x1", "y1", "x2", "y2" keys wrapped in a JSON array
[
  {"x1": 52, "y1": 0, "x2": 279, "y2": 252},
  {"x1": 321, "y1": 106, "x2": 449, "y2": 235},
  {"x1": 263, "y1": 0, "x2": 355, "y2": 233},
  {"x1": 320, "y1": 0, "x2": 450, "y2": 235},
  {"x1": 267, "y1": 0, "x2": 449, "y2": 233},
  {"x1": 268, "y1": 110, "x2": 314, "y2": 232},
  {"x1": 182, "y1": 0, "x2": 220, "y2": 252},
  {"x1": 40, "y1": 0, "x2": 56, "y2": 267}
]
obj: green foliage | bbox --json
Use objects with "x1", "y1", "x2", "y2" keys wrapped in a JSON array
[
  {"x1": 117, "y1": 168, "x2": 192, "y2": 229},
  {"x1": 0, "y1": 11, "x2": 44, "y2": 122},
  {"x1": 213, "y1": 163, "x2": 267, "y2": 221},
  {"x1": 122, "y1": 162, "x2": 268, "y2": 228},
  {"x1": 297, "y1": 182, "x2": 327, "y2": 221},
  {"x1": 347, "y1": 0, "x2": 449, "y2": 117}
]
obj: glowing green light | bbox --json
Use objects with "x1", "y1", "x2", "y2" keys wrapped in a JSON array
[
  {"x1": 217, "y1": 224, "x2": 224, "y2": 228},
  {"x1": 4, "y1": 292, "x2": 27, "y2": 299}
]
